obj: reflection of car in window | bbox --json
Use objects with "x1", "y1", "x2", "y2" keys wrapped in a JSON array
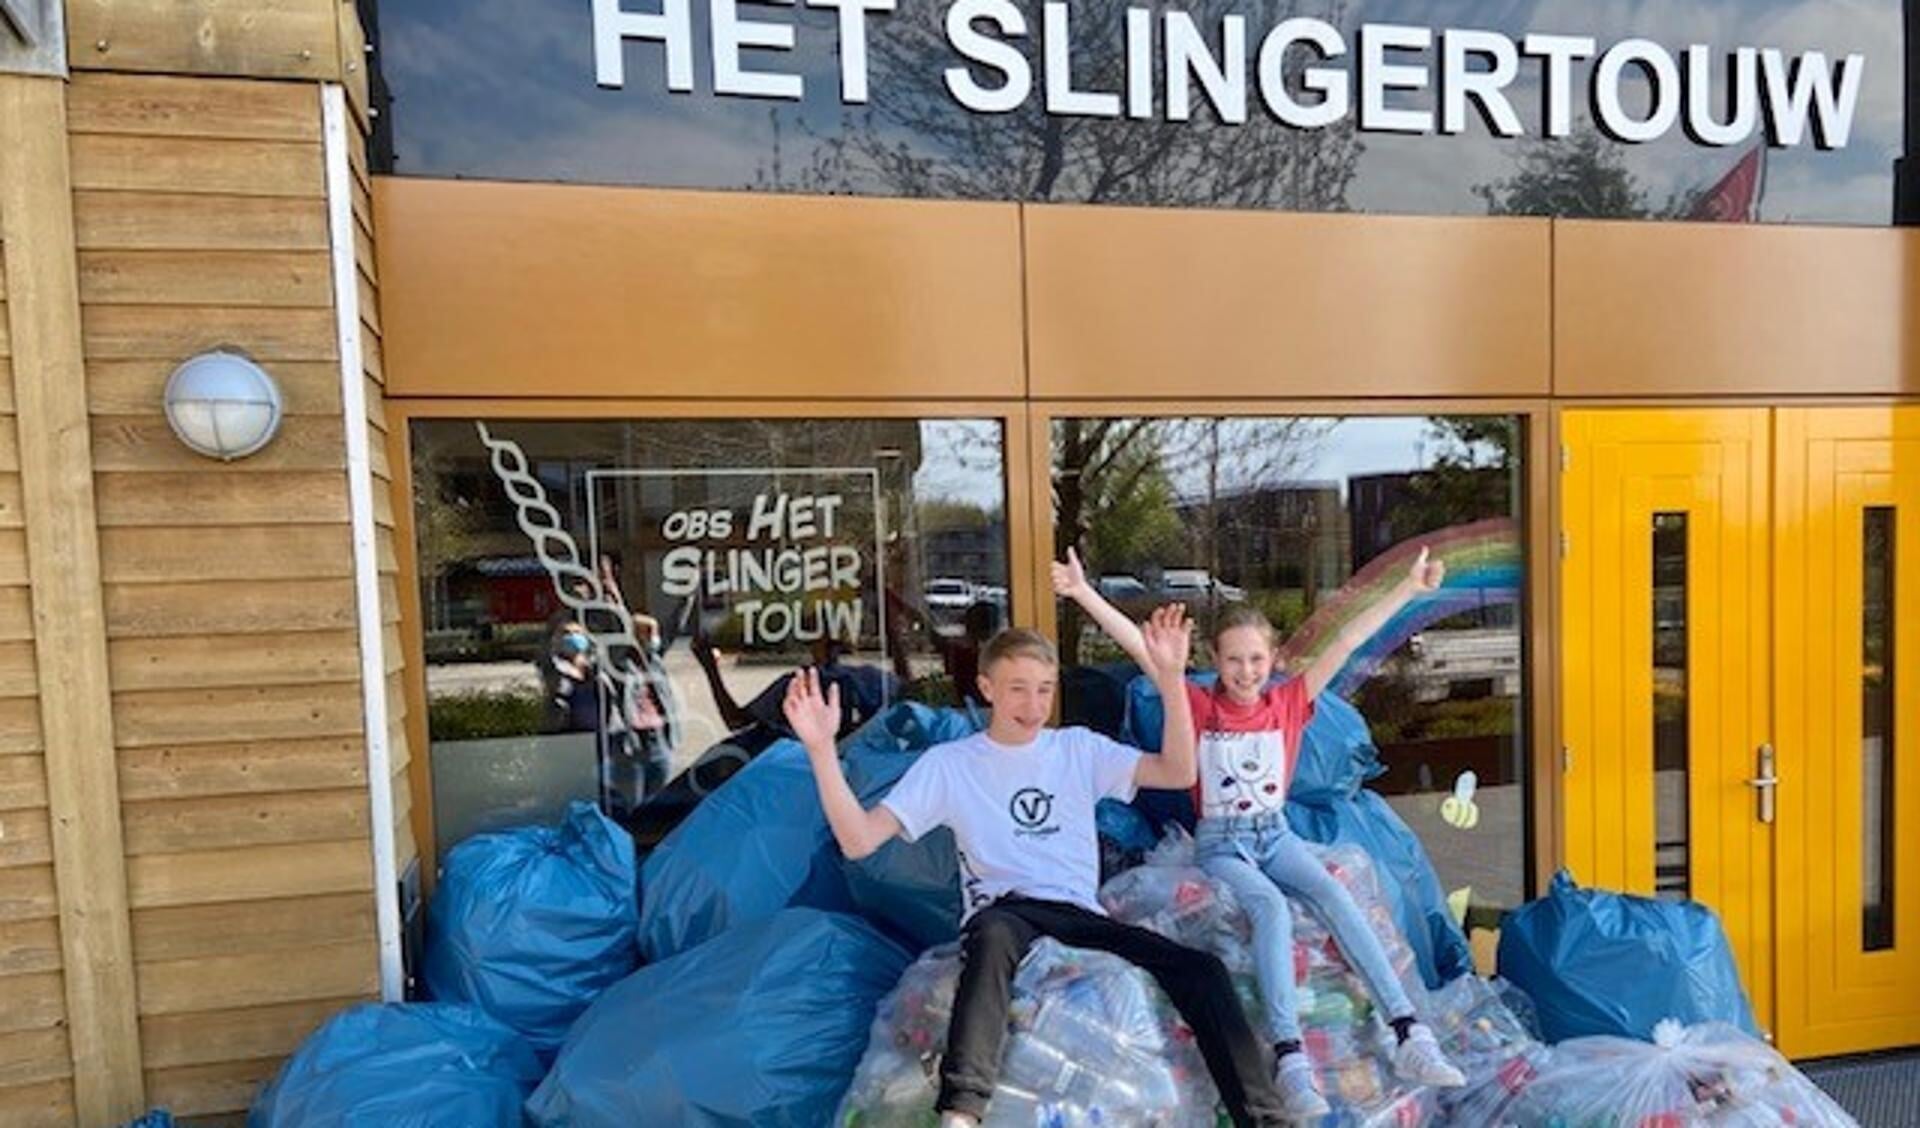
[
  {"x1": 923, "y1": 577, "x2": 975, "y2": 610},
  {"x1": 1403, "y1": 628, "x2": 1522, "y2": 702},
  {"x1": 1156, "y1": 568, "x2": 1246, "y2": 603}
]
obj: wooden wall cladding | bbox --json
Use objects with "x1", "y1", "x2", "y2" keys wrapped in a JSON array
[
  {"x1": 66, "y1": 71, "x2": 380, "y2": 1125},
  {"x1": 0, "y1": 223, "x2": 79, "y2": 1128},
  {"x1": 67, "y1": 0, "x2": 347, "y2": 83}
]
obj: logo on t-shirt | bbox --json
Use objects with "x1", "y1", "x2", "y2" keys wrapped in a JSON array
[{"x1": 1008, "y1": 787, "x2": 1057, "y2": 835}]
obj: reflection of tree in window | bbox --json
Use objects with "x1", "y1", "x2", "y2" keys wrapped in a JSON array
[{"x1": 764, "y1": 0, "x2": 1362, "y2": 208}]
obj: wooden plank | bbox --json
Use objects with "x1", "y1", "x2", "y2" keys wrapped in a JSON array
[
  {"x1": 367, "y1": 421, "x2": 390, "y2": 479},
  {"x1": 350, "y1": 179, "x2": 373, "y2": 249},
  {"x1": 0, "y1": 475, "x2": 22, "y2": 529},
  {"x1": 0, "y1": 421, "x2": 19, "y2": 471},
  {"x1": 100, "y1": 525, "x2": 351, "y2": 583},
  {"x1": 386, "y1": 726, "x2": 410, "y2": 780},
  {"x1": 70, "y1": 135, "x2": 322, "y2": 198},
  {"x1": 370, "y1": 481, "x2": 392, "y2": 526},
  {"x1": 0, "y1": 971, "x2": 65, "y2": 1033},
  {"x1": 0, "y1": 76, "x2": 146, "y2": 1119},
  {"x1": 0, "y1": 587, "x2": 34, "y2": 641},
  {"x1": 91, "y1": 416, "x2": 344, "y2": 472},
  {"x1": 0, "y1": 697, "x2": 41, "y2": 754},
  {"x1": 381, "y1": 623, "x2": 404, "y2": 665},
  {"x1": 141, "y1": 996, "x2": 352, "y2": 1070},
  {"x1": 0, "y1": 806, "x2": 51, "y2": 868},
  {"x1": 89, "y1": 358, "x2": 342, "y2": 415},
  {"x1": 360, "y1": 319, "x2": 383, "y2": 379},
  {"x1": 109, "y1": 631, "x2": 362, "y2": 692},
  {"x1": 0, "y1": 641, "x2": 38, "y2": 699},
  {"x1": 0, "y1": 529, "x2": 28, "y2": 585},
  {"x1": 0, "y1": 1027, "x2": 71, "y2": 1087},
  {"x1": 338, "y1": 0, "x2": 371, "y2": 125},
  {"x1": 138, "y1": 939, "x2": 375, "y2": 1015},
  {"x1": 0, "y1": 864, "x2": 56, "y2": 922},
  {"x1": 113, "y1": 682, "x2": 365, "y2": 747},
  {"x1": 126, "y1": 840, "x2": 372, "y2": 909},
  {"x1": 122, "y1": 789, "x2": 369, "y2": 856},
  {"x1": 144, "y1": 1058, "x2": 281, "y2": 1120},
  {"x1": 79, "y1": 250, "x2": 333, "y2": 308},
  {"x1": 356, "y1": 270, "x2": 379, "y2": 336},
  {"x1": 0, "y1": 917, "x2": 62, "y2": 976},
  {"x1": 375, "y1": 525, "x2": 398, "y2": 575},
  {"x1": 69, "y1": 0, "x2": 343, "y2": 82},
  {"x1": 106, "y1": 578, "x2": 358, "y2": 638},
  {"x1": 0, "y1": 1078, "x2": 72, "y2": 1128},
  {"x1": 131, "y1": 892, "x2": 372, "y2": 962},
  {"x1": 81, "y1": 306, "x2": 337, "y2": 361},
  {"x1": 393, "y1": 814, "x2": 418, "y2": 875},
  {"x1": 363, "y1": 378, "x2": 386, "y2": 432},
  {"x1": 67, "y1": 73, "x2": 320, "y2": 142},
  {"x1": 0, "y1": 755, "x2": 46, "y2": 810},
  {"x1": 73, "y1": 191, "x2": 328, "y2": 252},
  {"x1": 119, "y1": 737, "x2": 366, "y2": 802},
  {"x1": 96, "y1": 471, "x2": 348, "y2": 527}
]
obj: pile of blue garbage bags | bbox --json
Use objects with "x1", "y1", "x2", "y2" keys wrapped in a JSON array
[{"x1": 242, "y1": 690, "x2": 1826, "y2": 1127}]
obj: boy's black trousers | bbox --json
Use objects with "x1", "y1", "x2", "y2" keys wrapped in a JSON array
[{"x1": 937, "y1": 895, "x2": 1289, "y2": 1126}]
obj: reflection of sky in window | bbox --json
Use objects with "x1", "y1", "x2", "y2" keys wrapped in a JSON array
[
  {"x1": 911, "y1": 420, "x2": 1006, "y2": 510},
  {"x1": 1157, "y1": 416, "x2": 1468, "y2": 501},
  {"x1": 377, "y1": 0, "x2": 1900, "y2": 223}
]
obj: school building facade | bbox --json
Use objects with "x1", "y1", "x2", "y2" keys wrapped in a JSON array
[{"x1": 0, "y1": 0, "x2": 1915, "y2": 1123}]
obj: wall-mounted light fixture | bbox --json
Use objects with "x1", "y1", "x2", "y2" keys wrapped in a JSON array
[{"x1": 162, "y1": 350, "x2": 285, "y2": 461}]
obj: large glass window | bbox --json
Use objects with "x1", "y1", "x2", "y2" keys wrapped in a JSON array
[
  {"x1": 412, "y1": 418, "x2": 1009, "y2": 852},
  {"x1": 1051, "y1": 415, "x2": 1529, "y2": 922}
]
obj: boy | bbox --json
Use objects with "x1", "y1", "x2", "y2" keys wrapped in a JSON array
[{"x1": 784, "y1": 607, "x2": 1292, "y2": 1127}]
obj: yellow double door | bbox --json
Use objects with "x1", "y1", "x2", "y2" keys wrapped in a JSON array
[{"x1": 1562, "y1": 407, "x2": 1920, "y2": 1058}]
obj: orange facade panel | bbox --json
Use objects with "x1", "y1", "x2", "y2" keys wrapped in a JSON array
[
  {"x1": 1556, "y1": 221, "x2": 1920, "y2": 398},
  {"x1": 1023, "y1": 205, "x2": 1552, "y2": 399},
  {"x1": 374, "y1": 179, "x2": 1025, "y2": 401}
]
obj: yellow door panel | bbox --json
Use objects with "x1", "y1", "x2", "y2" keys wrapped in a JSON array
[
  {"x1": 1774, "y1": 406, "x2": 1920, "y2": 1058},
  {"x1": 1561, "y1": 408, "x2": 1774, "y2": 1033}
]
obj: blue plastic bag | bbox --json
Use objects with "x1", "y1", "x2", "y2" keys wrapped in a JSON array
[
  {"x1": 838, "y1": 702, "x2": 980, "y2": 952},
  {"x1": 248, "y1": 1003, "x2": 544, "y2": 1128},
  {"x1": 637, "y1": 739, "x2": 854, "y2": 962},
  {"x1": 1123, "y1": 675, "x2": 1473, "y2": 987},
  {"x1": 424, "y1": 800, "x2": 638, "y2": 1057},
  {"x1": 120, "y1": 1112, "x2": 175, "y2": 1128},
  {"x1": 1498, "y1": 871, "x2": 1760, "y2": 1043},
  {"x1": 527, "y1": 908, "x2": 912, "y2": 1127}
]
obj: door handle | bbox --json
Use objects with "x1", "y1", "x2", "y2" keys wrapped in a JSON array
[{"x1": 1746, "y1": 743, "x2": 1777, "y2": 824}]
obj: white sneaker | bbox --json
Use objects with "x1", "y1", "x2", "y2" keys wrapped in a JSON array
[
  {"x1": 1392, "y1": 1023, "x2": 1467, "y2": 1088},
  {"x1": 1273, "y1": 1051, "x2": 1332, "y2": 1122},
  {"x1": 938, "y1": 1114, "x2": 979, "y2": 1128}
]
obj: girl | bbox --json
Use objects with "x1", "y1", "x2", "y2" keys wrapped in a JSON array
[{"x1": 1054, "y1": 549, "x2": 1466, "y2": 1120}]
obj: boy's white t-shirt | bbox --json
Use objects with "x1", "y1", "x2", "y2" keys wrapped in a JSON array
[{"x1": 881, "y1": 727, "x2": 1141, "y2": 920}]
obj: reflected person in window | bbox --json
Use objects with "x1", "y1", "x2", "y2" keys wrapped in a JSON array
[
  {"x1": 1055, "y1": 547, "x2": 1467, "y2": 1119},
  {"x1": 691, "y1": 627, "x2": 896, "y2": 739}
]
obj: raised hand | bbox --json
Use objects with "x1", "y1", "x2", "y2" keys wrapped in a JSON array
[
  {"x1": 1050, "y1": 547, "x2": 1092, "y2": 598},
  {"x1": 1140, "y1": 603, "x2": 1192, "y2": 681},
  {"x1": 1406, "y1": 546, "x2": 1446, "y2": 594},
  {"x1": 781, "y1": 668, "x2": 842, "y2": 749}
]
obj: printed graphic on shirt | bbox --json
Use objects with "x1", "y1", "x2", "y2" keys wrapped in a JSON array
[
  {"x1": 1197, "y1": 729, "x2": 1289, "y2": 818},
  {"x1": 957, "y1": 848, "x2": 992, "y2": 911},
  {"x1": 1008, "y1": 787, "x2": 1058, "y2": 837}
]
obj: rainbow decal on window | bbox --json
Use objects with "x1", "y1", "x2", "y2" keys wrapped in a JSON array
[{"x1": 1279, "y1": 517, "x2": 1523, "y2": 698}]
